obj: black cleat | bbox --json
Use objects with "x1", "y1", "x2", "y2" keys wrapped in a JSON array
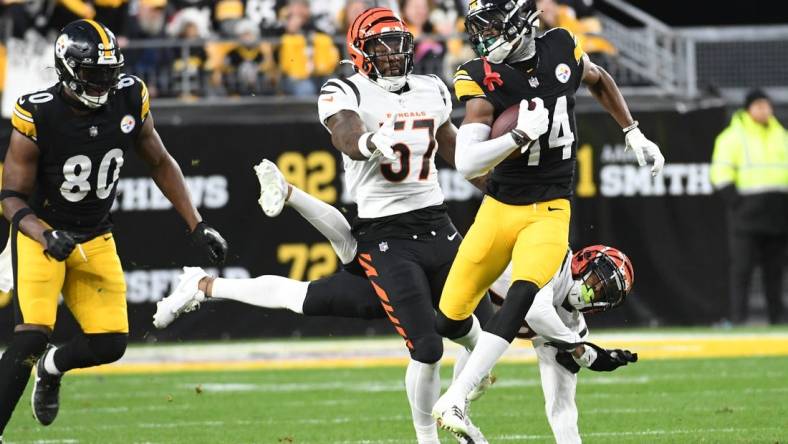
[{"x1": 31, "y1": 345, "x2": 62, "y2": 426}]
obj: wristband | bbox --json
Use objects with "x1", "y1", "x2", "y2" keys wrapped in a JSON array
[
  {"x1": 357, "y1": 132, "x2": 375, "y2": 158},
  {"x1": 510, "y1": 128, "x2": 528, "y2": 147},
  {"x1": 622, "y1": 120, "x2": 639, "y2": 133},
  {"x1": 11, "y1": 207, "x2": 34, "y2": 228},
  {"x1": 0, "y1": 189, "x2": 29, "y2": 201}
]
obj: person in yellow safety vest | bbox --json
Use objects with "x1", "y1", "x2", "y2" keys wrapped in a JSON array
[{"x1": 710, "y1": 88, "x2": 788, "y2": 325}]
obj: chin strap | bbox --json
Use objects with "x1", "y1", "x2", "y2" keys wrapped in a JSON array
[{"x1": 481, "y1": 57, "x2": 503, "y2": 91}]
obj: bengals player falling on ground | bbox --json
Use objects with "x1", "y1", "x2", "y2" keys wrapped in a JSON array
[
  {"x1": 431, "y1": 0, "x2": 663, "y2": 438},
  {"x1": 155, "y1": 8, "x2": 493, "y2": 444},
  {"x1": 0, "y1": 19, "x2": 227, "y2": 441}
]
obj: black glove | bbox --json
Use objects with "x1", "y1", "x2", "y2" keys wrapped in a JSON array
[
  {"x1": 43, "y1": 229, "x2": 76, "y2": 261},
  {"x1": 584, "y1": 341, "x2": 638, "y2": 372},
  {"x1": 189, "y1": 222, "x2": 228, "y2": 264},
  {"x1": 555, "y1": 350, "x2": 581, "y2": 374}
]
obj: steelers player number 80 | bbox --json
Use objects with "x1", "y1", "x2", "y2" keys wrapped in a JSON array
[
  {"x1": 61, "y1": 149, "x2": 125, "y2": 202},
  {"x1": 381, "y1": 118, "x2": 436, "y2": 183}
]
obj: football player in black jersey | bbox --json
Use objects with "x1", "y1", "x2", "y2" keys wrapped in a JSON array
[
  {"x1": 431, "y1": 0, "x2": 664, "y2": 437},
  {"x1": 0, "y1": 19, "x2": 227, "y2": 438}
]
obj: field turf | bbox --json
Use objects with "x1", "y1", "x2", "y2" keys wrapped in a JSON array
[{"x1": 4, "y1": 354, "x2": 787, "y2": 443}]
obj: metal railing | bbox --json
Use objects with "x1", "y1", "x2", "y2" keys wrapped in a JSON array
[{"x1": 596, "y1": 0, "x2": 788, "y2": 103}]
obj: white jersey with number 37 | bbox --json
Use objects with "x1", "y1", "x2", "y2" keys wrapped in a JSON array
[{"x1": 318, "y1": 74, "x2": 452, "y2": 218}]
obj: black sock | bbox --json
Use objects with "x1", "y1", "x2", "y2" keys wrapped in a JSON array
[
  {"x1": 0, "y1": 330, "x2": 49, "y2": 433},
  {"x1": 53, "y1": 333, "x2": 127, "y2": 372},
  {"x1": 484, "y1": 280, "x2": 539, "y2": 342}
]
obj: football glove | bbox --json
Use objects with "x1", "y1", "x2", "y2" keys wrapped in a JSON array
[
  {"x1": 189, "y1": 222, "x2": 228, "y2": 265},
  {"x1": 581, "y1": 341, "x2": 638, "y2": 372},
  {"x1": 43, "y1": 229, "x2": 76, "y2": 261},
  {"x1": 625, "y1": 127, "x2": 664, "y2": 176},
  {"x1": 516, "y1": 98, "x2": 549, "y2": 141},
  {"x1": 369, "y1": 113, "x2": 399, "y2": 161}
]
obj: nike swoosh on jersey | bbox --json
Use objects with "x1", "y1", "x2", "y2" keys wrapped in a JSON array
[
  {"x1": 548, "y1": 207, "x2": 563, "y2": 211},
  {"x1": 447, "y1": 232, "x2": 459, "y2": 241}
]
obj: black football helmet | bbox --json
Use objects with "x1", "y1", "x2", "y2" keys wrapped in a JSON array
[
  {"x1": 465, "y1": 0, "x2": 539, "y2": 63},
  {"x1": 54, "y1": 19, "x2": 124, "y2": 109}
]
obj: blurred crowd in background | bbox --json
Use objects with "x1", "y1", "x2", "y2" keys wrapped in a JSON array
[{"x1": 0, "y1": 0, "x2": 616, "y2": 99}]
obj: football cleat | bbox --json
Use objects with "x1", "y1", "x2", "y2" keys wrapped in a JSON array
[
  {"x1": 467, "y1": 372, "x2": 496, "y2": 402},
  {"x1": 31, "y1": 344, "x2": 62, "y2": 426},
  {"x1": 254, "y1": 159, "x2": 289, "y2": 218},
  {"x1": 432, "y1": 392, "x2": 472, "y2": 440},
  {"x1": 152, "y1": 267, "x2": 207, "y2": 329}
]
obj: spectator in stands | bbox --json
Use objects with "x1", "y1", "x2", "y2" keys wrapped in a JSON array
[
  {"x1": 124, "y1": 0, "x2": 170, "y2": 98},
  {"x1": 278, "y1": 0, "x2": 339, "y2": 96},
  {"x1": 311, "y1": 0, "x2": 346, "y2": 35},
  {"x1": 222, "y1": 18, "x2": 276, "y2": 96},
  {"x1": 44, "y1": 0, "x2": 96, "y2": 33},
  {"x1": 400, "y1": 0, "x2": 445, "y2": 78},
  {"x1": 710, "y1": 89, "x2": 788, "y2": 325},
  {"x1": 94, "y1": 0, "x2": 130, "y2": 37},
  {"x1": 212, "y1": 0, "x2": 245, "y2": 37},
  {"x1": 166, "y1": 7, "x2": 210, "y2": 97},
  {"x1": 538, "y1": 0, "x2": 615, "y2": 58},
  {"x1": 429, "y1": 0, "x2": 472, "y2": 82},
  {"x1": 337, "y1": 0, "x2": 372, "y2": 38}
]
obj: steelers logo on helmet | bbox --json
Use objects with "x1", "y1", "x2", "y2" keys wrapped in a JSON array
[
  {"x1": 464, "y1": 0, "x2": 540, "y2": 63},
  {"x1": 567, "y1": 245, "x2": 634, "y2": 314},
  {"x1": 346, "y1": 7, "x2": 414, "y2": 92},
  {"x1": 54, "y1": 19, "x2": 124, "y2": 109}
]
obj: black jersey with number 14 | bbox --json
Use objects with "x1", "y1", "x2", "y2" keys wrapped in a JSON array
[
  {"x1": 453, "y1": 27, "x2": 584, "y2": 205},
  {"x1": 11, "y1": 75, "x2": 150, "y2": 236}
]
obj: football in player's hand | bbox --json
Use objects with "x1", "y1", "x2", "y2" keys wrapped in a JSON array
[{"x1": 491, "y1": 100, "x2": 536, "y2": 160}]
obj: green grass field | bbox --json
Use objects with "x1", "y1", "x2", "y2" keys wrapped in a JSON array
[{"x1": 4, "y1": 354, "x2": 787, "y2": 444}]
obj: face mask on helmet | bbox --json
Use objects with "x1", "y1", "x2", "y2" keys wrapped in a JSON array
[
  {"x1": 567, "y1": 253, "x2": 629, "y2": 314},
  {"x1": 360, "y1": 31, "x2": 414, "y2": 91},
  {"x1": 54, "y1": 21, "x2": 125, "y2": 109},
  {"x1": 465, "y1": 0, "x2": 539, "y2": 63}
]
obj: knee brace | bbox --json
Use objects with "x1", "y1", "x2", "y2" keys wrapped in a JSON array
[
  {"x1": 86, "y1": 333, "x2": 127, "y2": 365},
  {"x1": 435, "y1": 310, "x2": 473, "y2": 339},
  {"x1": 409, "y1": 335, "x2": 444, "y2": 364},
  {"x1": 485, "y1": 280, "x2": 539, "y2": 342}
]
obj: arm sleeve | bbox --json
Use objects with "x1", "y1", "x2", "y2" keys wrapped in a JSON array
[
  {"x1": 455, "y1": 122, "x2": 520, "y2": 179},
  {"x1": 525, "y1": 283, "x2": 583, "y2": 347},
  {"x1": 317, "y1": 78, "x2": 361, "y2": 132},
  {"x1": 11, "y1": 97, "x2": 37, "y2": 141}
]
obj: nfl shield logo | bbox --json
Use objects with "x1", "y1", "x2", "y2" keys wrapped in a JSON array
[
  {"x1": 379, "y1": 242, "x2": 389, "y2": 252},
  {"x1": 528, "y1": 76, "x2": 539, "y2": 88},
  {"x1": 89, "y1": 126, "x2": 98, "y2": 137}
]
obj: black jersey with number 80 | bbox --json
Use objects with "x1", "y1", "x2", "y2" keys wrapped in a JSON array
[{"x1": 11, "y1": 75, "x2": 150, "y2": 235}]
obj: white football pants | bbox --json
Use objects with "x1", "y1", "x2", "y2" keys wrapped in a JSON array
[{"x1": 534, "y1": 342, "x2": 582, "y2": 444}]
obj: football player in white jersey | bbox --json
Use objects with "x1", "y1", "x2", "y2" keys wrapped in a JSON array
[
  {"x1": 153, "y1": 164, "x2": 638, "y2": 443},
  {"x1": 488, "y1": 245, "x2": 638, "y2": 444},
  {"x1": 156, "y1": 7, "x2": 494, "y2": 444}
]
